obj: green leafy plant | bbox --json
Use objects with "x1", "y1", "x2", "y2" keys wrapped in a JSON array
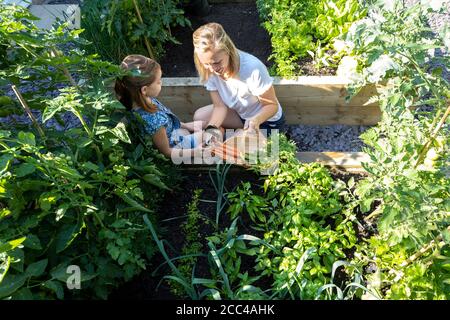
[
  {"x1": 81, "y1": 0, "x2": 191, "y2": 63},
  {"x1": 205, "y1": 219, "x2": 271, "y2": 300},
  {"x1": 168, "y1": 189, "x2": 205, "y2": 298},
  {"x1": 227, "y1": 134, "x2": 359, "y2": 299},
  {"x1": 256, "y1": 0, "x2": 366, "y2": 76},
  {"x1": 0, "y1": 4, "x2": 177, "y2": 299},
  {"x1": 336, "y1": 0, "x2": 450, "y2": 299},
  {"x1": 227, "y1": 182, "x2": 270, "y2": 227}
]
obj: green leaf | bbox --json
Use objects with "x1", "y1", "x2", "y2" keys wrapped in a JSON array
[
  {"x1": 348, "y1": 177, "x2": 355, "y2": 189},
  {"x1": 0, "y1": 237, "x2": 26, "y2": 253},
  {"x1": 443, "y1": 229, "x2": 450, "y2": 244},
  {"x1": 17, "y1": 132, "x2": 35, "y2": 146},
  {"x1": 10, "y1": 287, "x2": 33, "y2": 300},
  {"x1": 0, "y1": 255, "x2": 11, "y2": 283},
  {"x1": 143, "y1": 174, "x2": 170, "y2": 191},
  {"x1": 42, "y1": 101, "x2": 65, "y2": 123},
  {"x1": 15, "y1": 163, "x2": 36, "y2": 177},
  {"x1": 109, "y1": 122, "x2": 131, "y2": 144},
  {"x1": 0, "y1": 130, "x2": 11, "y2": 139},
  {"x1": 9, "y1": 249, "x2": 24, "y2": 273},
  {"x1": 25, "y1": 259, "x2": 48, "y2": 277},
  {"x1": 0, "y1": 274, "x2": 27, "y2": 298},
  {"x1": 81, "y1": 161, "x2": 99, "y2": 172},
  {"x1": 56, "y1": 166, "x2": 83, "y2": 179},
  {"x1": 42, "y1": 280, "x2": 64, "y2": 299},
  {"x1": 0, "y1": 154, "x2": 14, "y2": 175},
  {"x1": 77, "y1": 137, "x2": 93, "y2": 148},
  {"x1": 360, "y1": 197, "x2": 373, "y2": 213},
  {"x1": 0, "y1": 208, "x2": 12, "y2": 220},
  {"x1": 55, "y1": 221, "x2": 85, "y2": 253},
  {"x1": 23, "y1": 235, "x2": 42, "y2": 250},
  {"x1": 116, "y1": 192, "x2": 153, "y2": 213},
  {"x1": 39, "y1": 193, "x2": 59, "y2": 211},
  {"x1": 133, "y1": 144, "x2": 144, "y2": 161}
]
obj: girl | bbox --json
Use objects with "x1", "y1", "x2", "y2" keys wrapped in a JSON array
[
  {"x1": 192, "y1": 23, "x2": 285, "y2": 137},
  {"x1": 114, "y1": 55, "x2": 213, "y2": 160}
]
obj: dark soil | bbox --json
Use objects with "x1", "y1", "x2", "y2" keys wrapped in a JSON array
[
  {"x1": 109, "y1": 166, "x2": 264, "y2": 300},
  {"x1": 159, "y1": 2, "x2": 333, "y2": 77},
  {"x1": 160, "y1": 2, "x2": 273, "y2": 77},
  {"x1": 110, "y1": 166, "x2": 371, "y2": 300}
]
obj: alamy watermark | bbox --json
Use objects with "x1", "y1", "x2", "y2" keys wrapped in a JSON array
[
  {"x1": 66, "y1": 265, "x2": 81, "y2": 290},
  {"x1": 169, "y1": 128, "x2": 280, "y2": 175}
]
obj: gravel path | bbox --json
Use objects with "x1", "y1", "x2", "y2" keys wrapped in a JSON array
[
  {"x1": 285, "y1": 124, "x2": 369, "y2": 152},
  {"x1": 287, "y1": 0, "x2": 449, "y2": 152}
]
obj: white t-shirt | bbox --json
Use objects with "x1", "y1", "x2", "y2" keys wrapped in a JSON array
[{"x1": 204, "y1": 50, "x2": 283, "y2": 122}]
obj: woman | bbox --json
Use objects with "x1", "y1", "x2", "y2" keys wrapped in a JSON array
[{"x1": 192, "y1": 22, "x2": 285, "y2": 137}]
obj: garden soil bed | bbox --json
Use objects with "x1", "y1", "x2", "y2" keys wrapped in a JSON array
[
  {"x1": 110, "y1": 167, "x2": 373, "y2": 300},
  {"x1": 159, "y1": 2, "x2": 334, "y2": 77},
  {"x1": 159, "y1": 2, "x2": 273, "y2": 77}
]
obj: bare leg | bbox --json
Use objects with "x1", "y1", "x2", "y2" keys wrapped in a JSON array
[{"x1": 193, "y1": 104, "x2": 244, "y2": 129}]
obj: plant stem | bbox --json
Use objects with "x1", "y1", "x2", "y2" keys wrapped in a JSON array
[
  {"x1": 11, "y1": 85, "x2": 46, "y2": 139},
  {"x1": 364, "y1": 200, "x2": 383, "y2": 221},
  {"x1": 50, "y1": 49, "x2": 78, "y2": 88},
  {"x1": 132, "y1": 0, "x2": 156, "y2": 59},
  {"x1": 414, "y1": 103, "x2": 450, "y2": 168},
  {"x1": 390, "y1": 226, "x2": 449, "y2": 282}
]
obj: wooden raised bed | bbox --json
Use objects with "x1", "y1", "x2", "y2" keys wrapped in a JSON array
[{"x1": 160, "y1": 76, "x2": 382, "y2": 172}]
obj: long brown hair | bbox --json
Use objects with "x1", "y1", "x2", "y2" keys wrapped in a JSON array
[
  {"x1": 114, "y1": 55, "x2": 160, "y2": 112},
  {"x1": 193, "y1": 23, "x2": 240, "y2": 83}
]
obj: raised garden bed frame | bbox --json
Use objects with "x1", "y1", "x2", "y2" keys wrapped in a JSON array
[{"x1": 160, "y1": 76, "x2": 382, "y2": 172}]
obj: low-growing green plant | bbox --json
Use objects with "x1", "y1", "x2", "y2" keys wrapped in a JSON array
[
  {"x1": 205, "y1": 219, "x2": 271, "y2": 300},
  {"x1": 209, "y1": 163, "x2": 233, "y2": 228},
  {"x1": 81, "y1": 0, "x2": 191, "y2": 63},
  {"x1": 227, "y1": 182, "x2": 270, "y2": 227},
  {"x1": 256, "y1": 0, "x2": 366, "y2": 76},
  {"x1": 169, "y1": 189, "x2": 205, "y2": 298},
  {"x1": 315, "y1": 260, "x2": 381, "y2": 300},
  {"x1": 228, "y1": 134, "x2": 359, "y2": 299}
]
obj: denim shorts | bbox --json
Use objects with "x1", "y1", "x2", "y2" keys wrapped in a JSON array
[
  {"x1": 239, "y1": 112, "x2": 286, "y2": 137},
  {"x1": 175, "y1": 133, "x2": 198, "y2": 149}
]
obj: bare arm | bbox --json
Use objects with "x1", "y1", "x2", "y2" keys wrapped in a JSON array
[
  {"x1": 206, "y1": 91, "x2": 229, "y2": 128},
  {"x1": 181, "y1": 121, "x2": 204, "y2": 132},
  {"x1": 244, "y1": 85, "x2": 279, "y2": 131},
  {"x1": 152, "y1": 127, "x2": 200, "y2": 160}
]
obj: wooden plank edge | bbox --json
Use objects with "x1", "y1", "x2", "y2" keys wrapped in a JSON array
[
  {"x1": 178, "y1": 152, "x2": 369, "y2": 174},
  {"x1": 297, "y1": 151, "x2": 369, "y2": 173},
  {"x1": 162, "y1": 76, "x2": 353, "y2": 87}
]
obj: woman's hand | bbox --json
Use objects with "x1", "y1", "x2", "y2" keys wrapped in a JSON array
[{"x1": 243, "y1": 117, "x2": 261, "y2": 134}]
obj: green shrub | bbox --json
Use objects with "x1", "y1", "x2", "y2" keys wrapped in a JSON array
[
  {"x1": 81, "y1": 0, "x2": 191, "y2": 63},
  {"x1": 256, "y1": 0, "x2": 366, "y2": 76},
  {"x1": 0, "y1": 3, "x2": 179, "y2": 299}
]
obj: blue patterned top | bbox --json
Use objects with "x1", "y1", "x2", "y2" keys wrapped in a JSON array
[{"x1": 133, "y1": 98, "x2": 181, "y2": 147}]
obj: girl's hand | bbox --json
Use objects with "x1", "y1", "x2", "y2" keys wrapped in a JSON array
[{"x1": 181, "y1": 121, "x2": 204, "y2": 132}]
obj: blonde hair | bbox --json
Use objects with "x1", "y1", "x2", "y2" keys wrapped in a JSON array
[
  {"x1": 193, "y1": 23, "x2": 240, "y2": 83},
  {"x1": 114, "y1": 54, "x2": 160, "y2": 113}
]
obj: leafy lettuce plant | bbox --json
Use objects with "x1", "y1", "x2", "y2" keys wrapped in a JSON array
[{"x1": 256, "y1": 0, "x2": 366, "y2": 76}]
